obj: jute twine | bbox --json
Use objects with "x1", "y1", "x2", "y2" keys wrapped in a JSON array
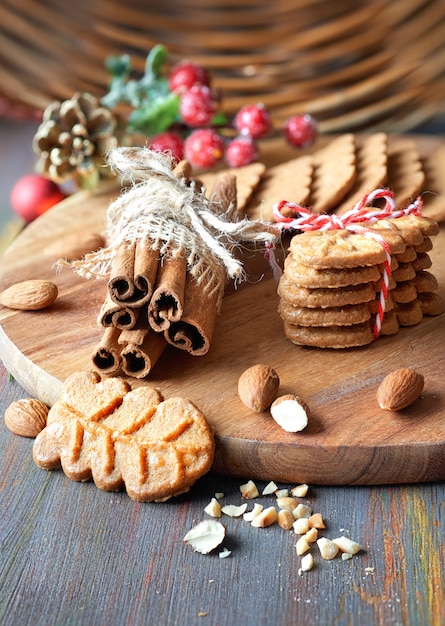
[{"x1": 64, "y1": 147, "x2": 279, "y2": 299}]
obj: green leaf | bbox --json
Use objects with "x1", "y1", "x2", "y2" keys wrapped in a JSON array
[
  {"x1": 145, "y1": 44, "x2": 168, "y2": 80},
  {"x1": 104, "y1": 54, "x2": 132, "y2": 79},
  {"x1": 127, "y1": 93, "x2": 180, "y2": 134}
]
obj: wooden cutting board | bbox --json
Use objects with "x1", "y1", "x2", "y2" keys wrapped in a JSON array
[{"x1": 1, "y1": 136, "x2": 444, "y2": 486}]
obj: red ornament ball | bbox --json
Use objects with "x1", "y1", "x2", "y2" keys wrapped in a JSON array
[
  {"x1": 149, "y1": 131, "x2": 184, "y2": 163},
  {"x1": 233, "y1": 104, "x2": 272, "y2": 139},
  {"x1": 225, "y1": 136, "x2": 259, "y2": 168},
  {"x1": 10, "y1": 174, "x2": 66, "y2": 222},
  {"x1": 283, "y1": 114, "x2": 317, "y2": 148},
  {"x1": 183, "y1": 128, "x2": 225, "y2": 169}
]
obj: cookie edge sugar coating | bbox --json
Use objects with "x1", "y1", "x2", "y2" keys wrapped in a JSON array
[{"x1": 32, "y1": 371, "x2": 215, "y2": 502}]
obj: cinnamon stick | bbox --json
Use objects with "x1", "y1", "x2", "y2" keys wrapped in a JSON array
[
  {"x1": 147, "y1": 255, "x2": 187, "y2": 331},
  {"x1": 164, "y1": 273, "x2": 221, "y2": 356},
  {"x1": 98, "y1": 295, "x2": 139, "y2": 330},
  {"x1": 91, "y1": 326, "x2": 122, "y2": 375},
  {"x1": 120, "y1": 329, "x2": 167, "y2": 379},
  {"x1": 108, "y1": 239, "x2": 158, "y2": 307}
]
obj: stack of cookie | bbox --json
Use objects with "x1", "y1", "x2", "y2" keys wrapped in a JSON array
[{"x1": 278, "y1": 215, "x2": 443, "y2": 349}]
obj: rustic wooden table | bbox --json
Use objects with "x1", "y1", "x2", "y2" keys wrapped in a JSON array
[{"x1": 1, "y1": 121, "x2": 444, "y2": 626}]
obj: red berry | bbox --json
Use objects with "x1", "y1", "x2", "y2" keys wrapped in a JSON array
[
  {"x1": 283, "y1": 114, "x2": 317, "y2": 148},
  {"x1": 225, "y1": 137, "x2": 259, "y2": 168},
  {"x1": 233, "y1": 103, "x2": 272, "y2": 139},
  {"x1": 10, "y1": 174, "x2": 66, "y2": 223},
  {"x1": 179, "y1": 85, "x2": 217, "y2": 127},
  {"x1": 184, "y1": 129, "x2": 225, "y2": 169},
  {"x1": 169, "y1": 61, "x2": 210, "y2": 94},
  {"x1": 149, "y1": 131, "x2": 184, "y2": 163}
]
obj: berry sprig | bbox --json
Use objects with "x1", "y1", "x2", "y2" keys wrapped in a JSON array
[
  {"x1": 20, "y1": 44, "x2": 319, "y2": 222},
  {"x1": 102, "y1": 44, "x2": 318, "y2": 171}
]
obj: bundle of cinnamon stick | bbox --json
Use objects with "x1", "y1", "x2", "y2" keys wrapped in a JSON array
[{"x1": 92, "y1": 162, "x2": 239, "y2": 378}]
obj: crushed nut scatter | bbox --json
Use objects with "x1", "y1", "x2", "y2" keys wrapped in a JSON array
[{"x1": 183, "y1": 479, "x2": 363, "y2": 571}]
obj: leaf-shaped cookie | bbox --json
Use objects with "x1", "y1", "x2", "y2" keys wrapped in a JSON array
[{"x1": 33, "y1": 371, "x2": 215, "y2": 502}]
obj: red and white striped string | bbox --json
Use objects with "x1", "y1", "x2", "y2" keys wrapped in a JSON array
[{"x1": 267, "y1": 188, "x2": 423, "y2": 339}]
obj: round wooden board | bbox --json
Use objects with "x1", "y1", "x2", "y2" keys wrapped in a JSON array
[{"x1": 1, "y1": 136, "x2": 444, "y2": 486}]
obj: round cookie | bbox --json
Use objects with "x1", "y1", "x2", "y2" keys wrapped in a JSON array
[
  {"x1": 412, "y1": 270, "x2": 439, "y2": 293},
  {"x1": 415, "y1": 237, "x2": 433, "y2": 253},
  {"x1": 417, "y1": 292, "x2": 445, "y2": 316},
  {"x1": 411, "y1": 253, "x2": 432, "y2": 271},
  {"x1": 379, "y1": 311, "x2": 400, "y2": 336},
  {"x1": 395, "y1": 246, "x2": 417, "y2": 263},
  {"x1": 391, "y1": 282, "x2": 418, "y2": 304},
  {"x1": 277, "y1": 273, "x2": 375, "y2": 308},
  {"x1": 279, "y1": 300, "x2": 371, "y2": 327},
  {"x1": 368, "y1": 292, "x2": 395, "y2": 314},
  {"x1": 283, "y1": 320, "x2": 374, "y2": 349},
  {"x1": 392, "y1": 262, "x2": 416, "y2": 283},
  {"x1": 284, "y1": 255, "x2": 382, "y2": 289},
  {"x1": 290, "y1": 229, "x2": 387, "y2": 268},
  {"x1": 395, "y1": 300, "x2": 423, "y2": 326}
]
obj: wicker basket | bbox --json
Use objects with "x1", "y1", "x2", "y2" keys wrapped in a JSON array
[{"x1": 0, "y1": 0, "x2": 444, "y2": 132}]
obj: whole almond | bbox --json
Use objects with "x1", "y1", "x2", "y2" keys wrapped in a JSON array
[
  {"x1": 0, "y1": 279, "x2": 58, "y2": 310},
  {"x1": 377, "y1": 367, "x2": 424, "y2": 411},
  {"x1": 4, "y1": 398, "x2": 49, "y2": 437},
  {"x1": 238, "y1": 364, "x2": 280, "y2": 412}
]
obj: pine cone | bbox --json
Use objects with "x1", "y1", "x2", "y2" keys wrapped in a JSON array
[{"x1": 33, "y1": 92, "x2": 123, "y2": 188}]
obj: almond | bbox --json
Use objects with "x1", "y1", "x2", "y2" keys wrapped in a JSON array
[
  {"x1": 4, "y1": 398, "x2": 49, "y2": 437},
  {"x1": 238, "y1": 364, "x2": 280, "y2": 412},
  {"x1": 0, "y1": 279, "x2": 58, "y2": 310},
  {"x1": 270, "y1": 394, "x2": 309, "y2": 432},
  {"x1": 376, "y1": 367, "x2": 424, "y2": 411}
]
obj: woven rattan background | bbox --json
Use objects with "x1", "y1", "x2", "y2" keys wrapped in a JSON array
[{"x1": 0, "y1": 0, "x2": 444, "y2": 132}]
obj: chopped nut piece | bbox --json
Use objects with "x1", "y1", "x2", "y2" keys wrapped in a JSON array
[
  {"x1": 243, "y1": 503, "x2": 264, "y2": 522},
  {"x1": 270, "y1": 394, "x2": 310, "y2": 432},
  {"x1": 275, "y1": 488, "x2": 289, "y2": 498},
  {"x1": 291, "y1": 483, "x2": 309, "y2": 498},
  {"x1": 218, "y1": 548, "x2": 232, "y2": 559},
  {"x1": 305, "y1": 527, "x2": 318, "y2": 543},
  {"x1": 215, "y1": 492, "x2": 224, "y2": 499},
  {"x1": 204, "y1": 498, "x2": 222, "y2": 518},
  {"x1": 308, "y1": 513, "x2": 326, "y2": 529},
  {"x1": 295, "y1": 535, "x2": 310, "y2": 556},
  {"x1": 293, "y1": 518, "x2": 310, "y2": 535},
  {"x1": 317, "y1": 537, "x2": 339, "y2": 560},
  {"x1": 251, "y1": 506, "x2": 277, "y2": 528},
  {"x1": 301, "y1": 553, "x2": 314, "y2": 572},
  {"x1": 239, "y1": 480, "x2": 259, "y2": 499},
  {"x1": 221, "y1": 503, "x2": 248, "y2": 518},
  {"x1": 277, "y1": 509, "x2": 294, "y2": 530},
  {"x1": 262, "y1": 481, "x2": 278, "y2": 495},
  {"x1": 183, "y1": 520, "x2": 226, "y2": 554},
  {"x1": 277, "y1": 496, "x2": 298, "y2": 511},
  {"x1": 333, "y1": 536, "x2": 362, "y2": 555},
  {"x1": 293, "y1": 503, "x2": 312, "y2": 519},
  {"x1": 342, "y1": 553, "x2": 353, "y2": 561}
]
